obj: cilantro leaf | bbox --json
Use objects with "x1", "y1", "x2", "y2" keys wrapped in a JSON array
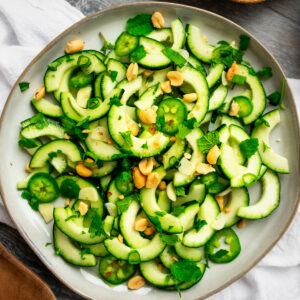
[
  {"x1": 120, "y1": 131, "x2": 133, "y2": 147},
  {"x1": 159, "y1": 234, "x2": 179, "y2": 246},
  {"x1": 213, "y1": 249, "x2": 229, "y2": 258},
  {"x1": 256, "y1": 67, "x2": 272, "y2": 79},
  {"x1": 19, "y1": 82, "x2": 30, "y2": 92},
  {"x1": 239, "y1": 34, "x2": 250, "y2": 51},
  {"x1": 29, "y1": 113, "x2": 48, "y2": 130},
  {"x1": 126, "y1": 13, "x2": 153, "y2": 36},
  {"x1": 155, "y1": 211, "x2": 166, "y2": 217},
  {"x1": 99, "y1": 32, "x2": 114, "y2": 54},
  {"x1": 148, "y1": 216, "x2": 162, "y2": 233},
  {"x1": 86, "y1": 209, "x2": 107, "y2": 238},
  {"x1": 21, "y1": 191, "x2": 39, "y2": 211},
  {"x1": 212, "y1": 44, "x2": 243, "y2": 67},
  {"x1": 18, "y1": 138, "x2": 37, "y2": 149},
  {"x1": 110, "y1": 70, "x2": 118, "y2": 82},
  {"x1": 232, "y1": 74, "x2": 246, "y2": 84},
  {"x1": 197, "y1": 131, "x2": 220, "y2": 153},
  {"x1": 194, "y1": 219, "x2": 207, "y2": 231},
  {"x1": 239, "y1": 138, "x2": 259, "y2": 159},
  {"x1": 130, "y1": 45, "x2": 147, "y2": 62},
  {"x1": 172, "y1": 206, "x2": 185, "y2": 217},
  {"x1": 161, "y1": 47, "x2": 187, "y2": 67},
  {"x1": 80, "y1": 248, "x2": 91, "y2": 260},
  {"x1": 267, "y1": 91, "x2": 280, "y2": 106},
  {"x1": 279, "y1": 77, "x2": 286, "y2": 110},
  {"x1": 170, "y1": 260, "x2": 202, "y2": 282},
  {"x1": 60, "y1": 116, "x2": 86, "y2": 141},
  {"x1": 254, "y1": 117, "x2": 270, "y2": 127},
  {"x1": 174, "y1": 187, "x2": 185, "y2": 196},
  {"x1": 141, "y1": 142, "x2": 148, "y2": 149},
  {"x1": 177, "y1": 118, "x2": 199, "y2": 139},
  {"x1": 116, "y1": 194, "x2": 139, "y2": 214},
  {"x1": 48, "y1": 60, "x2": 62, "y2": 71},
  {"x1": 109, "y1": 95, "x2": 122, "y2": 106}
]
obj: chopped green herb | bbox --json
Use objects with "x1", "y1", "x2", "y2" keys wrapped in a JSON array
[
  {"x1": 99, "y1": 32, "x2": 114, "y2": 54},
  {"x1": 217, "y1": 40, "x2": 230, "y2": 46},
  {"x1": 87, "y1": 209, "x2": 107, "y2": 238},
  {"x1": 60, "y1": 116, "x2": 87, "y2": 141},
  {"x1": 109, "y1": 95, "x2": 122, "y2": 106},
  {"x1": 159, "y1": 234, "x2": 179, "y2": 245},
  {"x1": 48, "y1": 61, "x2": 62, "y2": 71},
  {"x1": 254, "y1": 117, "x2": 270, "y2": 127},
  {"x1": 141, "y1": 142, "x2": 148, "y2": 149},
  {"x1": 19, "y1": 82, "x2": 30, "y2": 92},
  {"x1": 18, "y1": 138, "x2": 37, "y2": 149},
  {"x1": 155, "y1": 211, "x2": 166, "y2": 217},
  {"x1": 212, "y1": 44, "x2": 243, "y2": 67},
  {"x1": 110, "y1": 70, "x2": 118, "y2": 82},
  {"x1": 267, "y1": 91, "x2": 280, "y2": 106},
  {"x1": 197, "y1": 131, "x2": 220, "y2": 153},
  {"x1": 130, "y1": 45, "x2": 147, "y2": 62},
  {"x1": 239, "y1": 138, "x2": 259, "y2": 159},
  {"x1": 194, "y1": 219, "x2": 207, "y2": 231},
  {"x1": 29, "y1": 113, "x2": 48, "y2": 130},
  {"x1": 232, "y1": 74, "x2": 246, "y2": 84},
  {"x1": 21, "y1": 191, "x2": 39, "y2": 211},
  {"x1": 118, "y1": 115, "x2": 122, "y2": 120},
  {"x1": 45, "y1": 242, "x2": 52, "y2": 247},
  {"x1": 148, "y1": 216, "x2": 162, "y2": 233},
  {"x1": 177, "y1": 118, "x2": 199, "y2": 139},
  {"x1": 174, "y1": 187, "x2": 185, "y2": 196},
  {"x1": 126, "y1": 13, "x2": 153, "y2": 36},
  {"x1": 120, "y1": 131, "x2": 133, "y2": 147},
  {"x1": 116, "y1": 194, "x2": 136, "y2": 214},
  {"x1": 170, "y1": 259, "x2": 202, "y2": 282},
  {"x1": 80, "y1": 248, "x2": 91, "y2": 260},
  {"x1": 239, "y1": 34, "x2": 250, "y2": 51},
  {"x1": 76, "y1": 116, "x2": 90, "y2": 128},
  {"x1": 256, "y1": 67, "x2": 272, "y2": 79},
  {"x1": 86, "y1": 98, "x2": 101, "y2": 109},
  {"x1": 161, "y1": 47, "x2": 187, "y2": 67},
  {"x1": 172, "y1": 206, "x2": 185, "y2": 217},
  {"x1": 60, "y1": 178, "x2": 80, "y2": 199},
  {"x1": 279, "y1": 77, "x2": 286, "y2": 110}
]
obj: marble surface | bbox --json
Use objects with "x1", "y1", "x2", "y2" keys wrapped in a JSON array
[{"x1": 0, "y1": 1, "x2": 299, "y2": 299}]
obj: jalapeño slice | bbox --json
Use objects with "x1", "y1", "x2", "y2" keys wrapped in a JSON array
[
  {"x1": 115, "y1": 31, "x2": 139, "y2": 57},
  {"x1": 28, "y1": 172, "x2": 59, "y2": 203},
  {"x1": 205, "y1": 228, "x2": 241, "y2": 263},
  {"x1": 115, "y1": 171, "x2": 134, "y2": 196},
  {"x1": 232, "y1": 96, "x2": 253, "y2": 118},
  {"x1": 99, "y1": 255, "x2": 137, "y2": 285},
  {"x1": 156, "y1": 98, "x2": 187, "y2": 135}
]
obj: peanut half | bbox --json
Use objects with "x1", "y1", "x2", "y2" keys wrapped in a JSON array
[
  {"x1": 134, "y1": 218, "x2": 149, "y2": 232},
  {"x1": 126, "y1": 62, "x2": 138, "y2": 82},
  {"x1": 167, "y1": 71, "x2": 183, "y2": 86},
  {"x1": 206, "y1": 145, "x2": 221, "y2": 165},
  {"x1": 160, "y1": 80, "x2": 172, "y2": 93},
  {"x1": 65, "y1": 39, "x2": 84, "y2": 54},
  {"x1": 34, "y1": 84, "x2": 45, "y2": 100},
  {"x1": 76, "y1": 162, "x2": 92, "y2": 178},
  {"x1": 151, "y1": 12, "x2": 165, "y2": 29},
  {"x1": 128, "y1": 275, "x2": 146, "y2": 290},
  {"x1": 133, "y1": 166, "x2": 146, "y2": 189},
  {"x1": 196, "y1": 162, "x2": 215, "y2": 175},
  {"x1": 139, "y1": 158, "x2": 154, "y2": 175},
  {"x1": 138, "y1": 108, "x2": 157, "y2": 124},
  {"x1": 146, "y1": 171, "x2": 160, "y2": 188},
  {"x1": 226, "y1": 61, "x2": 239, "y2": 82},
  {"x1": 183, "y1": 93, "x2": 197, "y2": 103}
]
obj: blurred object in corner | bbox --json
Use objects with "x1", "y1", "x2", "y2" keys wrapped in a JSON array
[{"x1": 230, "y1": 0, "x2": 266, "y2": 3}]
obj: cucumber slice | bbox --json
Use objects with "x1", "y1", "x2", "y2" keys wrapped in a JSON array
[
  {"x1": 138, "y1": 37, "x2": 171, "y2": 69},
  {"x1": 100, "y1": 175, "x2": 111, "y2": 192},
  {"x1": 182, "y1": 194, "x2": 220, "y2": 247},
  {"x1": 21, "y1": 123, "x2": 65, "y2": 139},
  {"x1": 116, "y1": 75, "x2": 142, "y2": 105},
  {"x1": 160, "y1": 246, "x2": 179, "y2": 268},
  {"x1": 186, "y1": 24, "x2": 214, "y2": 63},
  {"x1": 19, "y1": 137, "x2": 42, "y2": 156},
  {"x1": 115, "y1": 31, "x2": 139, "y2": 57},
  {"x1": 50, "y1": 153, "x2": 67, "y2": 174},
  {"x1": 157, "y1": 190, "x2": 171, "y2": 212},
  {"x1": 38, "y1": 203, "x2": 54, "y2": 223},
  {"x1": 29, "y1": 140, "x2": 81, "y2": 169},
  {"x1": 94, "y1": 73, "x2": 104, "y2": 98},
  {"x1": 206, "y1": 64, "x2": 224, "y2": 88},
  {"x1": 31, "y1": 98, "x2": 63, "y2": 117},
  {"x1": 135, "y1": 83, "x2": 162, "y2": 111},
  {"x1": 146, "y1": 28, "x2": 173, "y2": 43},
  {"x1": 53, "y1": 225, "x2": 96, "y2": 267},
  {"x1": 232, "y1": 96, "x2": 253, "y2": 118},
  {"x1": 81, "y1": 242, "x2": 109, "y2": 257},
  {"x1": 91, "y1": 161, "x2": 117, "y2": 177},
  {"x1": 174, "y1": 243, "x2": 203, "y2": 262},
  {"x1": 120, "y1": 200, "x2": 150, "y2": 248},
  {"x1": 177, "y1": 201, "x2": 200, "y2": 232},
  {"x1": 208, "y1": 85, "x2": 228, "y2": 111},
  {"x1": 237, "y1": 169, "x2": 280, "y2": 219},
  {"x1": 107, "y1": 179, "x2": 121, "y2": 204},
  {"x1": 17, "y1": 165, "x2": 50, "y2": 190},
  {"x1": 171, "y1": 18, "x2": 186, "y2": 50},
  {"x1": 76, "y1": 85, "x2": 92, "y2": 108},
  {"x1": 251, "y1": 109, "x2": 289, "y2": 173},
  {"x1": 162, "y1": 136, "x2": 186, "y2": 170}
]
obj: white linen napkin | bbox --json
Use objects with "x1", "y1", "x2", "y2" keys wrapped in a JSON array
[{"x1": 0, "y1": 1, "x2": 299, "y2": 299}]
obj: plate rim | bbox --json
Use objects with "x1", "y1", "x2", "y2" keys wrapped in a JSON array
[{"x1": 0, "y1": 2, "x2": 299, "y2": 299}]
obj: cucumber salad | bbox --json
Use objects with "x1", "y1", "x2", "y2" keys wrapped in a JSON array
[{"x1": 17, "y1": 11, "x2": 289, "y2": 294}]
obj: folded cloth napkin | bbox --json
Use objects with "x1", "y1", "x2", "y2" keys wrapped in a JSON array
[{"x1": 0, "y1": 1, "x2": 299, "y2": 299}]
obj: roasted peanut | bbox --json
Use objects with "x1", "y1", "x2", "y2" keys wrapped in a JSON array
[
  {"x1": 167, "y1": 71, "x2": 183, "y2": 86},
  {"x1": 133, "y1": 166, "x2": 146, "y2": 189},
  {"x1": 151, "y1": 11, "x2": 165, "y2": 29},
  {"x1": 160, "y1": 80, "x2": 172, "y2": 93},
  {"x1": 158, "y1": 181, "x2": 167, "y2": 191},
  {"x1": 138, "y1": 108, "x2": 157, "y2": 124},
  {"x1": 65, "y1": 39, "x2": 84, "y2": 54},
  {"x1": 224, "y1": 207, "x2": 231, "y2": 213},
  {"x1": 207, "y1": 145, "x2": 221, "y2": 165},
  {"x1": 183, "y1": 93, "x2": 197, "y2": 102},
  {"x1": 169, "y1": 136, "x2": 176, "y2": 142},
  {"x1": 126, "y1": 62, "x2": 138, "y2": 81},
  {"x1": 215, "y1": 195, "x2": 224, "y2": 211},
  {"x1": 226, "y1": 61, "x2": 239, "y2": 81},
  {"x1": 146, "y1": 171, "x2": 160, "y2": 188},
  {"x1": 127, "y1": 121, "x2": 139, "y2": 136},
  {"x1": 237, "y1": 218, "x2": 246, "y2": 228},
  {"x1": 196, "y1": 162, "x2": 215, "y2": 175},
  {"x1": 78, "y1": 201, "x2": 88, "y2": 216},
  {"x1": 118, "y1": 234, "x2": 124, "y2": 243},
  {"x1": 25, "y1": 162, "x2": 33, "y2": 173},
  {"x1": 139, "y1": 158, "x2": 154, "y2": 175},
  {"x1": 134, "y1": 218, "x2": 149, "y2": 232},
  {"x1": 128, "y1": 275, "x2": 146, "y2": 290},
  {"x1": 34, "y1": 84, "x2": 45, "y2": 100},
  {"x1": 229, "y1": 101, "x2": 239, "y2": 116},
  {"x1": 144, "y1": 226, "x2": 156, "y2": 236},
  {"x1": 143, "y1": 69, "x2": 154, "y2": 78},
  {"x1": 118, "y1": 194, "x2": 124, "y2": 200},
  {"x1": 76, "y1": 162, "x2": 92, "y2": 178}
]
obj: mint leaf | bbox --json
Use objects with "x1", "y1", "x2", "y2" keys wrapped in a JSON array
[
  {"x1": 194, "y1": 219, "x2": 207, "y2": 231},
  {"x1": 267, "y1": 91, "x2": 280, "y2": 106},
  {"x1": 232, "y1": 74, "x2": 246, "y2": 84},
  {"x1": 29, "y1": 113, "x2": 48, "y2": 130},
  {"x1": 197, "y1": 131, "x2": 220, "y2": 153},
  {"x1": 239, "y1": 34, "x2": 250, "y2": 51},
  {"x1": 126, "y1": 14, "x2": 153, "y2": 36},
  {"x1": 109, "y1": 95, "x2": 122, "y2": 106},
  {"x1": 130, "y1": 45, "x2": 147, "y2": 62},
  {"x1": 116, "y1": 194, "x2": 139, "y2": 214},
  {"x1": 239, "y1": 138, "x2": 259, "y2": 159},
  {"x1": 161, "y1": 47, "x2": 186, "y2": 67},
  {"x1": 256, "y1": 67, "x2": 272, "y2": 79},
  {"x1": 110, "y1": 70, "x2": 118, "y2": 82},
  {"x1": 99, "y1": 32, "x2": 114, "y2": 54},
  {"x1": 170, "y1": 259, "x2": 202, "y2": 282},
  {"x1": 19, "y1": 82, "x2": 30, "y2": 92},
  {"x1": 120, "y1": 131, "x2": 133, "y2": 147},
  {"x1": 80, "y1": 247, "x2": 91, "y2": 260},
  {"x1": 18, "y1": 138, "x2": 37, "y2": 149},
  {"x1": 159, "y1": 234, "x2": 179, "y2": 245}
]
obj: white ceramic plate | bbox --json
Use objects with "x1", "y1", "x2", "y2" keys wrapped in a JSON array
[{"x1": 0, "y1": 2, "x2": 299, "y2": 299}]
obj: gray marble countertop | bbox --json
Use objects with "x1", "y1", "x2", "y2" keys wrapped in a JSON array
[{"x1": 1, "y1": 1, "x2": 299, "y2": 299}]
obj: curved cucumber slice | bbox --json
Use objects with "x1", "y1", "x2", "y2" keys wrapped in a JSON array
[
  {"x1": 186, "y1": 24, "x2": 214, "y2": 63},
  {"x1": 29, "y1": 139, "x2": 81, "y2": 169},
  {"x1": 237, "y1": 64, "x2": 266, "y2": 125},
  {"x1": 174, "y1": 243, "x2": 203, "y2": 262},
  {"x1": 115, "y1": 31, "x2": 139, "y2": 57},
  {"x1": 162, "y1": 136, "x2": 186, "y2": 170},
  {"x1": 208, "y1": 85, "x2": 228, "y2": 111},
  {"x1": 251, "y1": 109, "x2": 289, "y2": 173},
  {"x1": 91, "y1": 161, "x2": 117, "y2": 177},
  {"x1": 138, "y1": 37, "x2": 171, "y2": 69},
  {"x1": 206, "y1": 64, "x2": 224, "y2": 88},
  {"x1": 160, "y1": 246, "x2": 179, "y2": 268},
  {"x1": 135, "y1": 83, "x2": 162, "y2": 111},
  {"x1": 177, "y1": 201, "x2": 199, "y2": 232},
  {"x1": 120, "y1": 200, "x2": 150, "y2": 248},
  {"x1": 21, "y1": 123, "x2": 65, "y2": 139},
  {"x1": 81, "y1": 242, "x2": 109, "y2": 257},
  {"x1": 157, "y1": 190, "x2": 171, "y2": 212},
  {"x1": 237, "y1": 169, "x2": 280, "y2": 219},
  {"x1": 53, "y1": 225, "x2": 96, "y2": 267},
  {"x1": 183, "y1": 195, "x2": 220, "y2": 247},
  {"x1": 116, "y1": 75, "x2": 143, "y2": 105},
  {"x1": 108, "y1": 105, "x2": 170, "y2": 158},
  {"x1": 146, "y1": 28, "x2": 173, "y2": 43},
  {"x1": 171, "y1": 18, "x2": 186, "y2": 50},
  {"x1": 140, "y1": 260, "x2": 179, "y2": 287},
  {"x1": 31, "y1": 98, "x2": 63, "y2": 117},
  {"x1": 179, "y1": 65, "x2": 209, "y2": 123}
]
